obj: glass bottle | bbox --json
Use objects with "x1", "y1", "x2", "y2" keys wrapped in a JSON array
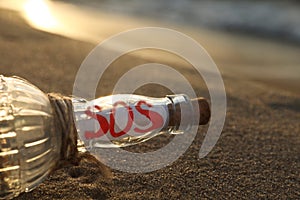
[{"x1": 0, "y1": 75, "x2": 209, "y2": 199}]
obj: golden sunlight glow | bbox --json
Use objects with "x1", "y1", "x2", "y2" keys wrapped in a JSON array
[{"x1": 23, "y1": 0, "x2": 58, "y2": 30}]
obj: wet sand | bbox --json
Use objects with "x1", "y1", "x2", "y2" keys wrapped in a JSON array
[{"x1": 1, "y1": 9, "x2": 300, "y2": 199}]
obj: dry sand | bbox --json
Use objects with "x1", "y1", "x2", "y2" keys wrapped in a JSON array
[{"x1": 0, "y1": 9, "x2": 300, "y2": 199}]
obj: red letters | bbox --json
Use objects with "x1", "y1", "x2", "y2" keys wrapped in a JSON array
[
  {"x1": 84, "y1": 100, "x2": 165, "y2": 140},
  {"x1": 110, "y1": 101, "x2": 134, "y2": 138},
  {"x1": 84, "y1": 105, "x2": 109, "y2": 139},
  {"x1": 134, "y1": 101, "x2": 164, "y2": 133}
]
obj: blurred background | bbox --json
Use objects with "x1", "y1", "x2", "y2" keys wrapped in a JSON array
[
  {"x1": 0, "y1": 0, "x2": 299, "y2": 96},
  {"x1": 2, "y1": 0, "x2": 300, "y2": 43}
]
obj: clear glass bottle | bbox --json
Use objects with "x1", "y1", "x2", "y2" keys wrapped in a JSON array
[
  {"x1": 0, "y1": 76, "x2": 60, "y2": 199},
  {"x1": 0, "y1": 75, "x2": 209, "y2": 199}
]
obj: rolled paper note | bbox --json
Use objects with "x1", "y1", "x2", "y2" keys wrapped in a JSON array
[
  {"x1": 73, "y1": 93, "x2": 210, "y2": 148},
  {"x1": 0, "y1": 75, "x2": 210, "y2": 199}
]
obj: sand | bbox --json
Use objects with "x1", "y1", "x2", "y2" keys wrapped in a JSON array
[{"x1": 0, "y1": 9, "x2": 300, "y2": 199}]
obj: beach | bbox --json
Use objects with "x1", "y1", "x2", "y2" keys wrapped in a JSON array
[{"x1": 0, "y1": 7, "x2": 300, "y2": 199}]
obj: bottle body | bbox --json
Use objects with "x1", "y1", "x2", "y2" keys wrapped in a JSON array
[
  {"x1": 0, "y1": 76, "x2": 60, "y2": 199},
  {"x1": 73, "y1": 94, "x2": 195, "y2": 149}
]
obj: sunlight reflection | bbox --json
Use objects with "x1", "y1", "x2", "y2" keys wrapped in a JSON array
[{"x1": 23, "y1": 0, "x2": 58, "y2": 30}]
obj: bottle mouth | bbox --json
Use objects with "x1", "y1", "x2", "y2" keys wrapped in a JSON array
[{"x1": 166, "y1": 94, "x2": 196, "y2": 134}]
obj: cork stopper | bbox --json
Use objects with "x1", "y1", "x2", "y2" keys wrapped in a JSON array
[
  {"x1": 191, "y1": 97, "x2": 210, "y2": 125},
  {"x1": 167, "y1": 96, "x2": 210, "y2": 128}
]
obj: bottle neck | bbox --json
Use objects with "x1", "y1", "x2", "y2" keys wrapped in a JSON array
[
  {"x1": 72, "y1": 94, "x2": 196, "y2": 148},
  {"x1": 166, "y1": 94, "x2": 195, "y2": 134}
]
